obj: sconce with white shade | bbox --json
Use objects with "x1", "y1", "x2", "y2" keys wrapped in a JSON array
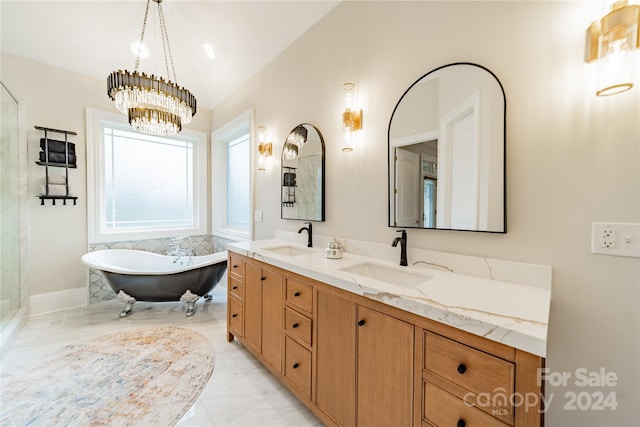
[
  {"x1": 586, "y1": 0, "x2": 639, "y2": 96},
  {"x1": 341, "y1": 82, "x2": 363, "y2": 152},
  {"x1": 257, "y1": 126, "x2": 272, "y2": 171}
]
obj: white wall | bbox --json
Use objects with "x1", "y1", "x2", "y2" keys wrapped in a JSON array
[
  {"x1": 0, "y1": 53, "x2": 212, "y2": 301},
  {"x1": 211, "y1": 2, "x2": 639, "y2": 426}
]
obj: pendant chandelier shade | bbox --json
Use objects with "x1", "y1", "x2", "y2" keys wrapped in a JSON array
[{"x1": 107, "y1": 0, "x2": 197, "y2": 136}]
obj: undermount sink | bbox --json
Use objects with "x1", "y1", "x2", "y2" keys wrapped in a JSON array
[
  {"x1": 339, "y1": 262, "x2": 433, "y2": 288},
  {"x1": 261, "y1": 245, "x2": 312, "y2": 257}
]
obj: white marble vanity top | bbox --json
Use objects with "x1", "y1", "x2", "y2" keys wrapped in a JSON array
[{"x1": 228, "y1": 238, "x2": 551, "y2": 358}]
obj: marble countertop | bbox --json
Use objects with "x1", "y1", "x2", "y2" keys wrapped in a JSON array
[{"x1": 228, "y1": 239, "x2": 551, "y2": 358}]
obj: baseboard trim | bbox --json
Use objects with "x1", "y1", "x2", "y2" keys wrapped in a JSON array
[{"x1": 29, "y1": 287, "x2": 87, "y2": 317}]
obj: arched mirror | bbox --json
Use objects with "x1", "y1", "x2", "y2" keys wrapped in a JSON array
[
  {"x1": 281, "y1": 123, "x2": 325, "y2": 221},
  {"x1": 388, "y1": 63, "x2": 506, "y2": 232}
]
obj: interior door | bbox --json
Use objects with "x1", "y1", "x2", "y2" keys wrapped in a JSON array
[{"x1": 394, "y1": 147, "x2": 421, "y2": 227}]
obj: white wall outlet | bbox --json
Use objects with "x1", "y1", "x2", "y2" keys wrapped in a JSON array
[
  {"x1": 592, "y1": 222, "x2": 640, "y2": 258},
  {"x1": 254, "y1": 210, "x2": 263, "y2": 222}
]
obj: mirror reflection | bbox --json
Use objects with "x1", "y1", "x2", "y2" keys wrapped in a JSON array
[
  {"x1": 281, "y1": 123, "x2": 325, "y2": 221},
  {"x1": 388, "y1": 63, "x2": 506, "y2": 232}
]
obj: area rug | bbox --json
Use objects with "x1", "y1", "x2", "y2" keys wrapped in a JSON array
[{"x1": 0, "y1": 326, "x2": 215, "y2": 426}]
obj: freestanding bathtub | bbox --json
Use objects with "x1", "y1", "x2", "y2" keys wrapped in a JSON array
[{"x1": 81, "y1": 249, "x2": 228, "y2": 317}]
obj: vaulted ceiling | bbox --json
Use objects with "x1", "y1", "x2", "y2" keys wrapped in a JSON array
[{"x1": 1, "y1": 0, "x2": 340, "y2": 110}]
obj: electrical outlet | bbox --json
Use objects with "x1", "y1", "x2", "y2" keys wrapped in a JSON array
[
  {"x1": 600, "y1": 227, "x2": 616, "y2": 248},
  {"x1": 254, "y1": 210, "x2": 263, "y2": 222},
  {"x1": 592, "y1": 222, "x2": 640, "y2": 258}
]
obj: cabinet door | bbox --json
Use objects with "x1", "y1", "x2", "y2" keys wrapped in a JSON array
[
  {"x1": 357, "y1": 306, "x2": 414, "y2": 427},
  {"x1": 244, "y1": 261, "x2": 263, "y2": 353},
  {"x1": 261, "y1": 267, "x2": 283, "y2": 371},
  {"x1": 316, "y1": 291, "x2": 357, "y2": 426}
]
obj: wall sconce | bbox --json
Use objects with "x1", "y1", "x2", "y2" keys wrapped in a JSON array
[
  {"x1": 257, "y1": 126, "x2": 272, "y2": 171},
  {"x1": 341, "y1": 82, "x2": 363, "y2": 152},
  {"x1": 587, "y1": 0, "x2": 639, "y2": 96}
]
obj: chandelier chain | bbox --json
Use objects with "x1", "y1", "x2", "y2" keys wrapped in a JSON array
[
  {"x1": 134, "y1": 0, "x2": 152, "y2": 72},
  {"x1": 157, "y1": 1, "x2": 178, "y2": 83}
]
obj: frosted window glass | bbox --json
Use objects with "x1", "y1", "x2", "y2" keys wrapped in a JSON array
[
  {"x1": 226, "y1": 135, "x2": 250, "y2": 228},
  {"x1": 103, "y1": 127, "x2": 194, "y2": 230}
]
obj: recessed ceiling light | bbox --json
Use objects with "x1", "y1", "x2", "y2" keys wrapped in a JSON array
[
  {"x1": 131, "y1": 41, "x2": 149, "y2": 58},
  {"x1": 203, "y1": 43, "x2": 216, "y2": 60}
]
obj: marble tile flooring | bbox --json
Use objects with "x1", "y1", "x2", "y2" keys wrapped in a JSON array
[{"x1": 0, "y1": 283, "x2": 323, "y2": 426}]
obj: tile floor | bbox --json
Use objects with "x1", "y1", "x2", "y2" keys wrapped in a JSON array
[{"x1": 0, "y1": 283, "x2": 323, "y2": 426}]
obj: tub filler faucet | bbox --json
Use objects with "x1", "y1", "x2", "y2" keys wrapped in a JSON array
[
  {"x1": 392, "y1": 229, "x2": 408, "y2": 266},
  {"x1": 298, "y1": 222, "x2": 313, "y2": 247},
  {"x1": 168, "y1": 236, "x2": 194, "y2": 266}
]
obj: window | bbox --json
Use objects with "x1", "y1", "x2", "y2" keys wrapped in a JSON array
[
  {"x1": 86, "y1": 108, "x2": 207, "y2": 243},
  {"x1": 211, "y1": 109, "x2": 253, "y2": 241}
]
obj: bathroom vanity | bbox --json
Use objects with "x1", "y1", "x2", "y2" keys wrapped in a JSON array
[{"x1": 226, "y1": 240, "x2": 550, "y2": 427}]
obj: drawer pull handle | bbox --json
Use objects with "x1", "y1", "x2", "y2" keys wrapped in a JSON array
[
  {"x1": 261, "y1": 277, "x2": 266, "y2": 281},
  {"x1": 294, "y1": 292, "x2": 301, "y2": 297},
  {"x1": 457, "y1": 363, "x2": 467, "y2": 374},
  {"x1": 357, "y1": 319, "x2": 366, "y2": 326},
  {"x1": 293, "y1": 363, "x2": 299, "y2": 369},
  {"x1": 232, "y1": 314, "x2": 238, "y2": 318},
  {"x1": 292, "y1": 323, "x2": 299, "y2": 328},
  {"x1": 232, "y1": 286, "x2": 238, "y2": 290},
  {"x1": 232, "y1": 264, "x2": 238, "y2": 268},
  {"x1": 456, "y1": 419, "x2": 466, "y2": 427}
]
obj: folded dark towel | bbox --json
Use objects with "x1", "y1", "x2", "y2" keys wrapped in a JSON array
[
  {"x1": 39, "y1": 138, "x2": 75, "y2": 154},
  {"x1": 39, "y1": 151, "x2": 76, "y2": 165},
  {"x1": 283, "y1": 172, "x2": 296, "y2": 186}
]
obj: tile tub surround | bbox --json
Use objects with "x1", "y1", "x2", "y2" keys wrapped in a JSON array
[{"x1": 229, "y1": 238, "x2": 552, "y2": 357}]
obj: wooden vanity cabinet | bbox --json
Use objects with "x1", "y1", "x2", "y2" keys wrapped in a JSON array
[
  {"x1": 226, "y1": 252, "x2": 544, "y2": 427},
  {"x1": 227, "y1": 257, "x2": 283, "y2": 372}
]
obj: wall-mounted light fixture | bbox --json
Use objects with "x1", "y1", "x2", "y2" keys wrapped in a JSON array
[
  {"x1": 257, "y1": 126, "x2": 272, "y2": 171},
  {"x1": 587, "y1": 0, "x2": 639, "y2": 96},
  {"x1": 341, "y1": 82, "x2": 363, "y2": 152}
]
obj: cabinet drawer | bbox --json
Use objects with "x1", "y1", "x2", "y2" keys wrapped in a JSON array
[
  {"x1": 423, "y1": 382, "x2": 510, "y2": 427},
  {"x1": 285, "y1": 336, "x2": 312, "y2": 398},
  {"x1": 228, "y1": 297, "x2": 243, "y2": 336},
  {"x1": 286, "y1": 279, "x2": 313, "y2": 313},
  {"x1": 424, "y1": 332, "x2": 514, "y2": 416},
  {"x1": 228, "y1": 253, "x2": 244, "y2": 278},
  {"x1": 229, "y1": 276, "x2": 243, "y2": 300},
  {"x1": 285, "y1": 307, "x2": 312, "y2": 347}
]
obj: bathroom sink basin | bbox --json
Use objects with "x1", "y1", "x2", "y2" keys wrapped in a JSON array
[
  {"x1": 261, "y1": 245, "x2": 313, "y2": 257},
  {"x1": 339, "y1": 262, "x2": 433, "y2": 288}
]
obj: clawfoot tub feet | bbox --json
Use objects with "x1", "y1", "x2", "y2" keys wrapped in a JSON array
[
  {"x1": 117, "y1": 291, "x2": 137, "y2": 317},
  {"x1": 180, "y1": 290, "x2": 200, "y2": 317}
]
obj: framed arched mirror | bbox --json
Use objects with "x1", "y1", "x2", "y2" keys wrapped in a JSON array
[
  {"x1": 281, "y1": 123, "x2": 325, "y2": 221},
  {"x1": 388, "y1": 63, "x2": 506, "y2": 232}
]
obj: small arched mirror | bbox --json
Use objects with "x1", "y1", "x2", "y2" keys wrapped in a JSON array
[
  {"x1": 281, "y1": 123, "x2": 325, "y2": 221},
  {"x1": 388, "y1": 63, "x2": 506, "y2": 232}
]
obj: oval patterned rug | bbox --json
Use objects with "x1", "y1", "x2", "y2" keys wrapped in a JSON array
[{"x1": 0, "y1": 326, "x2": 214, "y2": 426}]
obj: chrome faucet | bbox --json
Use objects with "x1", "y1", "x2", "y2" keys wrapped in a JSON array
[
  {"x1": 392, "y1": 229, "x2": 408, "y2": 266},
  {"x1": 168, "y1": 236, "x2": 194, "y2": 266},
  {"x1": 298, "y1": 222, "x2": 313, "y2": 247}
]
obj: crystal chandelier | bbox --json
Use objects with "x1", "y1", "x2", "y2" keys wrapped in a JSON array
[
  {"x1": 107, "y1": 0, "x2": 197, "y2": 136},
  {"x1": 283, "y1": 125, "x2": 307, "y2": 159}
]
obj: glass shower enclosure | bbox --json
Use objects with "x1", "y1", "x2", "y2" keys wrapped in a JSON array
[{"x1": 0, "y1": 82, "x2": 21, "y2": 333}]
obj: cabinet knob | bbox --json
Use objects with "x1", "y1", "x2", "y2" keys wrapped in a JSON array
[
  {"x1": 292, "y1": 323, "x2": 299, "y2": 329},
  {"x1": 294, "y1": 292, "x2": 301, "y2": 297},
  {"x1": 261, "y1": 277, "x2": 266, "y2": 281},
  {"x1": 457, "y1": 363, "x2": 467, "y2": 374},
  {"x1": 457, "y1": 419, "x2": 466, "y2": 427},
  {"x1": 232, "y1": 264, "x2": 238, "y2": 268},
  {"x1": 232, "y1": 314, "x2": 237, "y2": 318},
  {"x1": 357, "y1": 319, "x2": 366, "y2": 326},
  {"x1": 232, "y1": 286, "x2": 238, "y2": 290},
  {"x1": 293, "y1": 363, "x2": 299, "y2": 369}
]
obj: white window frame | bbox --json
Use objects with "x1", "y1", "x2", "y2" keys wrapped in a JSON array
[
  {"x1": 86, "y1": 107, "x2": 208, "y2": 243},
  {"x1": 211, "y1": 109, "x2": 255, "y2": 242}
]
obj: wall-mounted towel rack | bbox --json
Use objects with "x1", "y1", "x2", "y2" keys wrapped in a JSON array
[{"x1": 35, "y1": 126, "x2": 78, "y2": 206}]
